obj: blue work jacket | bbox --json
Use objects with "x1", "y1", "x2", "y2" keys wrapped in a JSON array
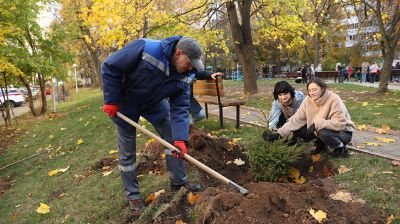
[{"x1": 102, "y1": 36, "x2": 193, "y2": 141}]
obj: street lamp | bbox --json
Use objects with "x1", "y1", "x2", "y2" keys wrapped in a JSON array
[{"x1": 73, "y1": 63, "x2": 78, "y2": 93}]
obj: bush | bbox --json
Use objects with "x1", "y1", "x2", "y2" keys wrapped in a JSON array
[{"x1": 245, "y1": 135, "x2": 303, "y2": 182}]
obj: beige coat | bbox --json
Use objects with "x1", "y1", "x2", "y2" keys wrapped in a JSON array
[{"x1": 277, "y1": 90, "x2": 355, "y2": 137}]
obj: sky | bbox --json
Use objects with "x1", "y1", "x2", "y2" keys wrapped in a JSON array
[{"x1": 37, "y1": 2, "x2": 60, "y2": 30}]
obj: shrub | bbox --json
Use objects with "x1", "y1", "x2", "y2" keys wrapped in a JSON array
[{"x1": 245, "y1": 134, "x2": 303, "y2": 182}]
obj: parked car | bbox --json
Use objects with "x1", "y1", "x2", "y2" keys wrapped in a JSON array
[
  {"x1": 19, "y1": 86, "x2": 40, "y2": 99},
  {"x1": 0, "y1": 88, "x2": 25, "y2": 108}
]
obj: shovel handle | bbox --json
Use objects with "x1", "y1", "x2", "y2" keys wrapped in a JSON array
[{"x1": 116, "y1": 112, "x2": 248, "y2": 195}]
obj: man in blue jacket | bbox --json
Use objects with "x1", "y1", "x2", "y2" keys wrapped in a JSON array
[{"x1": 102, "y1": 36, "x2": 203, "y2": 215}]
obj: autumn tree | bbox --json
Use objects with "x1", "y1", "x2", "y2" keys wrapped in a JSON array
[
  {"x1": 351, "y1": 0, "x2": 400, "y2": 93},
  {"x1": 226, "y1": 0, "x2": 258, "y2": 94}
]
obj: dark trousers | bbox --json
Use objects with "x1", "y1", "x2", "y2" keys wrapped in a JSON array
[{"x1": 294, "y1": 125, "x2": 352, "y2": 149}]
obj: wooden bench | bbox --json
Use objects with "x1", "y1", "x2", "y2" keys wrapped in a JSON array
[{"x1": 193, "y1": 79, "x2": 245, "y2": 129}]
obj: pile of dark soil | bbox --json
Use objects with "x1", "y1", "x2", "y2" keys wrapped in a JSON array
[{"x1": 133, "y1": 126, "x2": 386, "y2": 223}]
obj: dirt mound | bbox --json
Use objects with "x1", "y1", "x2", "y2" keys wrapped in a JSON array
[
  {"x1": 133, "y1": 126, "x2": 386, "y2": 223},
  {"x1": 195, "y1": 180, "x2": 385, "y2": 224},
  {"x1": 187, "y1": 126, "x2": 251, "y2": 186},
  {"x1": 90, "y1": 157, "x2": 118, "y2": 172}
]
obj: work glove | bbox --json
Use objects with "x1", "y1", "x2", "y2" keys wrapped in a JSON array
[
  {"x1": 103, "y1": 104, "x2": 119, "y2": 117},
  {"x1": 306, "y1": 123, "x2": 316, "y2": 136},
  {"x1": 262, "y1": 131, "x2": 281, "y2": 142},
  {"x1": 172, "y1": 140, "x2": 187, "y2": 159}
]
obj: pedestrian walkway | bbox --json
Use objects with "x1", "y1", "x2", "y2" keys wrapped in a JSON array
[{"x1": 206, "y1": 104, "x2": 400, "y2": 161}]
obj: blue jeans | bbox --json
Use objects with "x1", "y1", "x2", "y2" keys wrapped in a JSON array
[
  {"x1": 116, "y1": 116, "x2": 187, "y2": 201},
  {"x1": 361, "y1": 73, "x2": 366, "y2": 83}
]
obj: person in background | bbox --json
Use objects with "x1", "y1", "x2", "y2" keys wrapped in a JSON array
[
  {"x1": 370, "y1": 62, "x2": 379, "y2": 83},
  {"x1": 361, "y1": 62, "x2": 368, "y2": 83},
  {"x1": 310, "y1": 64, "x2": 316, "y2": 80},
  {"x1": 263, "y1": 78, "x2": 355, "y2": 158},
  {"x1": 301, "y1": 64, "x2": 309, "y2": 84},
  {"x1": 347, "y1": 64, "x2": 353, "y2": 81}
]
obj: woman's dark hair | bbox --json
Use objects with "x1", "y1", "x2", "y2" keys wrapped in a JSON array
[
  {"x1": 306, "y1": 78, "x2": 327, "y2": 95},
  {"x1": 273, "y1": 81, "x2": 295, "y2": 100}
]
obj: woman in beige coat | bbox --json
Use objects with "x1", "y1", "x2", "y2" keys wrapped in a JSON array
[{"x1": 264, "y1": 78, "x2": 355, "y2": 157}]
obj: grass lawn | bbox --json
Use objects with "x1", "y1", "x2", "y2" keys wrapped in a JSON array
[{"x1": 0, "y1": 84, "x2": 399, "y2": 223}]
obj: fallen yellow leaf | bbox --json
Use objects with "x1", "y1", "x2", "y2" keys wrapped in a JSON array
[
  {"x1": 357, "y1": 124, "x2": 367, "y2": 131},
  {"x1": 36, "y1": 203, "x2": 50, "y2": 214},
  {"x1": 76, "y1": 138, "x2": 84, "y2": 145},
  {"x1": 145, "y1": 194, "x2": 156, "y2": 204},
  {"x1": 382, "y1": 124, "x2": 391, "y2": 132},
  {"x1": 362, "y1": 102, "x2": 368, "y2": 107},
  {"x1": 387, "y1": 214, "x2": 395, "y2": 224},
  {"x1": 59, "y1": 166, "x2": 70, "y2": 173},
  {"x1": 294, "y1": 176, "x2": 306, "y2": 184},
  {"x1": 109, "y1": 150, "x2": 118, "y2": 154},
  {"x1": 176, "y1": 220, "x2": 187, "y2": 224},
  {"x1": 161, "y1": 153, "x2": 166, "y2": 159},
  {"x1": 102, "y1": 171, "x2": 112, "y2": 176},
  {"x1": 363, "y1": 142, "x2": 382, "y2": 146},
  {"x1": 49, "y1": 135, "x2": 54, "y2": 139},
  {"x1": 48, "y1": 169, "x2": 59, "y2": 176},
  {"x1": 154, "y1": 189, "x2": 165, "y2": 197},
  {"x1": 187, "y1": 192, "x2": 199, "y2": 205},
  {"x1": 374, "y1": 136, "x2": 395, "y2": 143},
  {"x1": 289, "y1": 167, "x2": 300, "y2": 179},
  {"x1": 233, "y1": 158, "x2": 245, "y2": 166},
  {"x1": 338, "y1": 165, "x2": 351, "y2": 174},
  {"x1": 309, "y1": 208, "x2": 327, "y2": 223},
  {"x1": 311, "y1": 154, "x2": 321, "y2": 162},
  {"x1": 329, "y1": 191, "x2": 352, "y2": 203}
]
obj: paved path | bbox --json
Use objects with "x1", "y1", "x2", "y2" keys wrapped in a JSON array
[{"x1": 206, "y1": 104, "x2": 400, "y2": 161}]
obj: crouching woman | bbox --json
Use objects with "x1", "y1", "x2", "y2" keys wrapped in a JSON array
[{"x1": 264, "y1": 78, "x2": 355, "y2": 157}]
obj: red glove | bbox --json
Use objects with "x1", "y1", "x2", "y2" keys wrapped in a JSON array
[
  {"x1": 172, "y1": 140, "x2": 187, "y2": 159},
  {"x1": 103, "y1": 104, "x2": 119, "y2": 117}
]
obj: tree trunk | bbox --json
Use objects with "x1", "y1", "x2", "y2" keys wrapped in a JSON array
[
  {"x1": 378, "y1": 48, "x2": 395, "y2": 93},
  {"x1": 18, "y1": 76, "x2": 38, "y2": 116},
  {"x1": 226, "y1": 0, "x2": 257, "y2": 95},
  {"x1": 37, "y1": 73, "x2": 47, "y2": 114},
  {"x1": 314, "y1": 32, "x2": 320, "y2": 66}
]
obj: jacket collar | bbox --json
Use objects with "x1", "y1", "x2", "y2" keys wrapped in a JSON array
[
  {"x1": 313, "y1": 90, "x2": 331, "y2": 106},
  {"x1": 161, "y1": 35, "x2": 182, "y2": 59}
]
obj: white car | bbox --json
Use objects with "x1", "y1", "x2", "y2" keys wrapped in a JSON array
[{"x1": 0, "y1": 88, "x2": 25, "y2": 107}]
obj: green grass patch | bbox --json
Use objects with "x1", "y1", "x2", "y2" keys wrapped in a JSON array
[{"x1": 332, "y1": 153, "x2": 400, "y2": 218}]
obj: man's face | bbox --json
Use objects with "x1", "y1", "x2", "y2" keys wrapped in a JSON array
[{"x1": 173, "y1": 50, "x2": 194, "y2": 73}]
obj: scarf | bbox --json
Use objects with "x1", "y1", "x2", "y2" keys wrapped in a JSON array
[{"x1": 280, "y1": 97, "x2": 297, "y2": 120}]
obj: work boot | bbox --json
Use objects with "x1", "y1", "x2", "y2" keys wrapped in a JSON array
[
  {"x1": 129, "y1": 199, "x2": 145, "y2": 216},
  {"x1": 328, "y1": 146, "x2": 349, "y2": 158},
  {"x1": 311, "y1": 139, "x2": 328, "y2": 154},
  {"x1": 191, "y1": 109, "x2": 206, "y2": 123},
  {"x1": 171, "y1": 181, "x2": 203, "y2": 192}
]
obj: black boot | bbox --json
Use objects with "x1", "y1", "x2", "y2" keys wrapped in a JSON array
[
  {"x1": 311, "y1": 139, "x2": 328, "y2": 154},
  {"x1": 329, "y1": 146, "x2": 349, "y2": 158}
]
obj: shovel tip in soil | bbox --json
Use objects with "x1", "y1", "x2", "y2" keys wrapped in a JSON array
[{"x1": 229, "y1": 181, "x2": 249, "y2": 195}]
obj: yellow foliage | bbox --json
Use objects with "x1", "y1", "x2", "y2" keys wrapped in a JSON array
[
  {"x1": 309, "y1": 208, "x2": 327, "y2": 223},
  {"x1": 374, "y1": 137, "x2": 395, "y2": 143},
  {"x1": 36, "y1": 203, "x2": 50, "y2": 214}
]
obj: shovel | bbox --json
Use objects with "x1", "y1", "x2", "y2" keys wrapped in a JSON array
[{"x1": 117, "y1": 112, "x2": 249, "y2": 195}]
